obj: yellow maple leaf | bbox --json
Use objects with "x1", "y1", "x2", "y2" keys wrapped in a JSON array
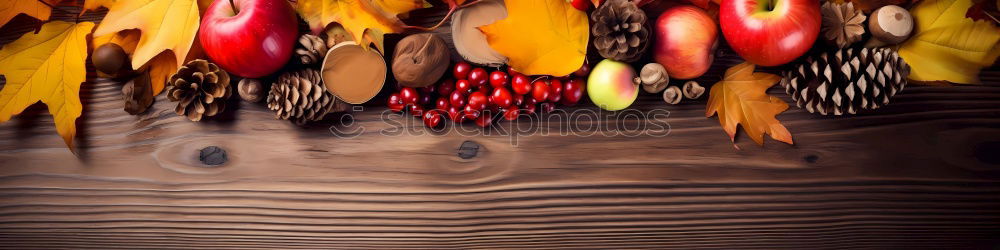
[
  {"x1": 0, "y1": 21, "x2": 95, "y2": 149},
  {"x1": 295, "y1": 0, "x2": 430, "y2": 52},
  {"x1": 705, "y1": 62, "x2": 794, "y2": 146},
  {"x1": 898, "y1": 0, "x2": 1000, "y2": 84},
  {"x1": 0, "y1": 0, "x2": 60, "y2": 28},
  {"x1": 479, "y1": 0, "x2": 588, "y2": 76},
  {"x1": 92, "y1": 0, "x2": 200, "y2": 71}
]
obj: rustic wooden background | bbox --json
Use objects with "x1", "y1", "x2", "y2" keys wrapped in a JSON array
[{"x1": 1, "y1": 2, "x2": 999, "y2": 249}]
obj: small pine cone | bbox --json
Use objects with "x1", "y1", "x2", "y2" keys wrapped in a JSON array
[
  {"x1": 267, "y1": 68, "x2": 348, "y2": 124},
  {"x1": 295, "y1": 34, "x2": 328, "y2": 65},
  {"x1": 781, "y1": 47, "x2": 910, "y2": 115},
  {"x1": 591, "y1": 0, "x2": 650, "y2": 62},
  {"x1": 167, "y1": 59, "x2": 232, "y2": 121}
]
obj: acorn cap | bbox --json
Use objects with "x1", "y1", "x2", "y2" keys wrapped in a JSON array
[
  {"x1": 392, "y1": 33, "x2": 449, "y2": 88},
  {"x1": 321, "y1": 41, "x2": 387, "y2": 104}
]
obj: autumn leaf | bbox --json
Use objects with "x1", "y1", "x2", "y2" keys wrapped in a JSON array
[
  {"x1": 898, "y1": 0, "x2": 1000, "y2": 84},
  {"x1": 0, "y1": 21, "x2": 94, "y2": 149},
  {"x1": 295, "y1": 0, "x2": 431, "y2": 52},
  {"x1": 705, "y1": 62, "x2": 794, "y2": 146},
  {"x1": 93, "y1": 0, "x2": 200, "y2": 71},
  {"x1": 0, "y1": 0, "x2": 61, "y2": 28},
  {"x1": 479, "y1": 0, "x2": 589, "y2": 76}
]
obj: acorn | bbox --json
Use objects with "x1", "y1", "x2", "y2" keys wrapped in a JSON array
[
  {"x1": 93, "y1": 43, "x2": 130, "y2": 76},
  {"x1": 869, "y1": 5, "x2": 913, "y2": 45}
]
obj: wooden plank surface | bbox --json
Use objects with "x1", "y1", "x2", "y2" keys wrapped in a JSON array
[{"x1": 0, "y1": 3, "x2": 999, "y2": 249}]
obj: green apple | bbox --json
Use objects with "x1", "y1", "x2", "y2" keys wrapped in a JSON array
[{"x1": 588, "y1": 59, "x2": 639, "y2": 111}]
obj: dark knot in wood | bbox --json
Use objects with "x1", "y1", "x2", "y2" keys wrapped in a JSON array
[
  {"x1": 457, "y1": 141, "x2": 480, "y2": 159},
  {"x1": 973, "y1": 141, "x2": 1000, "y2": 166},
  {"x1": 199, "y1": 146, "x2": 228, "y2": 166}
]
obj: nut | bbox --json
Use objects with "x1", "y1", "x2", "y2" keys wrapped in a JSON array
[
  {"x1": 640, "y1": 63, "x2": 669, "y2": 93},
  {"x1": 682, "y1": 81, "x2": 705, "y2": 99},
  {"x1": 122, "y1": 71, "x2": 153, "y2": 115},
  {"x1": 869, "y1": 5, "x2": 913, "y2": 45},
  {"x1": 94, "y1": 43, "x2": 130, "y2": 76},
  {"x1": 238, "y1": 78, "x2": 265, "y2": 103},
  {"x1": 663, "y1": 85, "x2": 682, "y2": 104}
]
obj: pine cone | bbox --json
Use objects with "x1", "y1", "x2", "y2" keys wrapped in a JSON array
[
  {"x1": 821, "y1": 1, "x2": 867, "y2": 48},
  {"x1": 266, "y1": 68, "x2": 349, "y2": 124},
  {"x1": 295, "y1": 34, "x2": 328, "y2": 65},
  {"x1": 781, "y1": 47, "x2": 910, "y2": 115},
  {"x1": 591, "y1": 0, "x2": 649, "y2": 62},
  {"x1": 167, "y1": 59, "x2": 232, "y2": 121}
]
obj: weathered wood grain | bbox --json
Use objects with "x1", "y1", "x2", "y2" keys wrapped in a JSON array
[{"x1": 0, "y1": 3, "x2": 998, "y2": 249}]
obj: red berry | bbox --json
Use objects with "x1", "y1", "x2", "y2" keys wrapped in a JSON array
[
  {"x1": 423, "y1": 110, "x2": 442, "y2": 128},
  {"x1": 468, "y1": 68, "x2": 488, "y2": 88},
  {"x1": 491, "y1": 88, "x2": 512, "y2": 108},
  {"x1": 463, "y1": 105, "x2": 481, "y2": 120},
  {"x1": 419, "y1": 85, "x2": 436, "y2": 96},
  {"x1": 570, "y1": 0, "x2": 591, "y2": 12},
  {"x1": 387, "y1": 93, "x2": 404, "y2": 112},
  {"x1": 399, "y1": 87, "x2": 419, "y2": 105},
  {"x1": 436, "y1": 97, "x2": 450, "y2": 110},
  {"x1": 489, "y1": 71, "x2": 508, "y2": 88},
  {"x1": 447, "y1": 106, "x2": 465, "y2": 123},
  {"x1": 548, "y1": 78, "x2": 563, "y2": 103},
  {"x1": 475, "y1": 112, "x2": 493, "y2": 128},
  {"x1": 467, "y1": 91, "x2": 488, "y2": 111},
  {"x1": 455, "y1": 79, "x2": 472, "y2": 93},
  {"x1": 512, "y1": 94, "x2": 525, "y2": 106},
  {"x1": 573, "y1": 61, "x2": 591, "y2": 77},
  {"x1": 508, "y1": 67, "x2": 519, "y2": 76},
  {"x1": 503, "y1": 106, "x2": 520, "y2": 121},
  {"x1": 476, "y1": 85, "x2": 491, "y2": 96},
  {"x1": 438, "y1": 79, "x2": 455, "y2": 95},
  {"x1": 449, "y1": 91, "x2": 466, "y2": 108},
  {"x1": 511, "y1": 74, "x2": 531, "y2": 95},
  {"x1": 531, "y1": 80, "x2": 550, "y2": 102},
  {"x1": 419, "y1": 93, "x2": 432, "y2": 106},
  {"x1": 453, "y1": 61, "x2": 472, "y2": 80},
  {"x1": 562, "y1": 78, "x2": 585, "y2": 106},
  {"x1": 409, "y1": 104, "x2": 425, "y2": 117},
  {"x1": 522, "y1": 97, "x2": 537, "y2": 115},
  {"x1": 540, "y1": 102, "x2": 555, "y2": 113}
]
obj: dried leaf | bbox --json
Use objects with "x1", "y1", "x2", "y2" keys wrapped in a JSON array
[
  {"x1": 898, "y1": 0, "x2": 1000, "y2": 84},
  {"x1": 295, "y1": 0, "x2": 431, "y2": 52},
  {"x1": 0, "y1": 0, "x2": 60, "y2": 27},
  {"x1": 93, "y1": 0, "x2": 200, "y2": 71},
  {"x1": 479, "y1": 0, "x2": 589, "y2": 76},
  {"x1": 0, "y1": 21, "x2": 95, "y2": 149},
  {"x1": 705, "y1": 62, "x2": 793, "y2": 146}
]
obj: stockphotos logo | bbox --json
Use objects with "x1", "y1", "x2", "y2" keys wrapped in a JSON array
[{"x1": 329, "y1": 107, "x2": 672, "y2": 146}]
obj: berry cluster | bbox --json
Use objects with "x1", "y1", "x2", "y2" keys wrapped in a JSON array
[{"x1": 387, "y1": 61, "x2": 589, "y2": 128}]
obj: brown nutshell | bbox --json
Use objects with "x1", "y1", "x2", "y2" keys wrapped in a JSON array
[
  {"x1": 392, "y1": 33, "x2": 450, "y2": 88},
  {"x1": 122, "y1": 71, "x2": 154, "y2": 115}
]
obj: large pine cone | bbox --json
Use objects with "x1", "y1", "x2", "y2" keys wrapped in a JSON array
[
  {"x1": 167, "y1": 59, "x2": 232, "y2": 121},
  {"x1": 781, "y1": 47, "x2": 910, "y2": 115},
  {"x1": 591, "y1": 0, "x2": 649, "y2": 63},
  {"x1": 267, "y1": 68, "x2": 349, "y2": 124}
]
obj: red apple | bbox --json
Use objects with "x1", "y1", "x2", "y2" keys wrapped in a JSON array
[
  {"x1": 653, "y1": 5, "x2": 717, "y2": 80},
  {"x1": 569, "y1": 0, "x2": 591, "y2": 11},
  {"x1": 719, "y1": 0, "x2": 821, "y2": 66},
  {"x1": 200, "y1": 0, "x2": 298, "y2": 78}
]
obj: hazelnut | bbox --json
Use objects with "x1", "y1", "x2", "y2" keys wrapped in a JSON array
[
  {"x1": 870, "y1": 5, "x2": 913, "y2": 45},
  {"x1": 639, "y1": 63, "x2": 669, "y2": 93},
  {"x1": 682, "y1": 81, "x2": 705, "y2": 99},
  {"x1": 238, "y1": 78, "x2": 265, "y2": 103},
  {"x1": 663, "y1": 86, "x2": 682, "y2": 105}
]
